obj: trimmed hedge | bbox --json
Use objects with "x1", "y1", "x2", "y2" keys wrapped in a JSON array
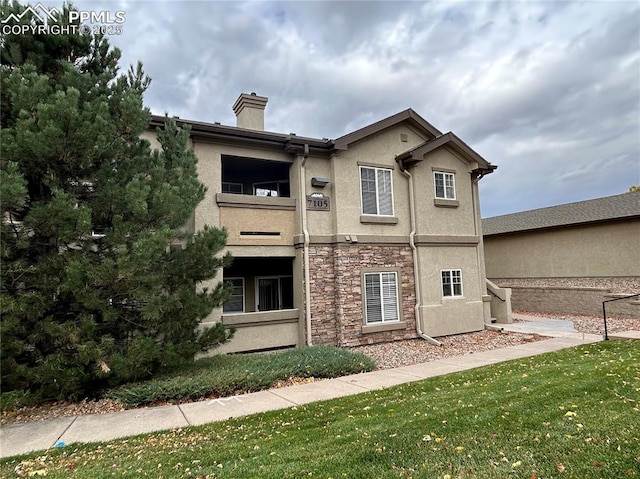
[{"x1": 107, "y1": 345, "x2": 375, "y2": 407}]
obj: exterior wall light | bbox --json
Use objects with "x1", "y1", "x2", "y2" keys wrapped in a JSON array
[{"x1": 311, "y1": 177, "x2": 330, "y2": 187}]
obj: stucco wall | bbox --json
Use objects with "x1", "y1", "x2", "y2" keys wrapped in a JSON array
[
  {"x1": 219, "y1": 206, "x2": 296, "y2": 246},
  {"x1": 484, "y1": 220, "x2": 640, "y2": 278},
  {"x1": 303, "y1": 156, "x2": 336, "y2": 236},
  {"x1": 330, "y1": 125, "x2": 421, "y2": 236},
  {"x1": 417, "y1": 245, "x2": 486, "y2": 336},
  {"x1": 413, "y1": 148, "x2": 479, "y2": 237}
]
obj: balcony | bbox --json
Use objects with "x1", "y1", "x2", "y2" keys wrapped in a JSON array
[
  {"x1": 218, "y1": 155, "x2": 296, "y2": 246},
  {"x1": 216, "y1": 257, "x2": 300, "y2": 353}
]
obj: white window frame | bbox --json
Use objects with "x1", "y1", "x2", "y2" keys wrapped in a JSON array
[
  {"x1": 363, "y1": 271, "x2": 400, "y2": 324},
  {"x1": 441, "y1": 269, "x2": 463, "y2": 298},
  {"x1": 434, "y1": 171, "x2": 456, "y2": 200},
  {"x1": 223, "y1": 277, "x2": 245, "y2": 313},
  {"x1": 360, "y1": 166, "x2": 394, "y2": 216}
]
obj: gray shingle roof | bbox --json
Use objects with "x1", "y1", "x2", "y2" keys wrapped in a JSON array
[{"x1": 482, "y1": 192, "x2": 640, "y2": 236}]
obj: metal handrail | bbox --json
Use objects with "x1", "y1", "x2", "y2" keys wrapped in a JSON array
[{"x1": 602, "y1": 293, "x2": 640, "y2": 340}]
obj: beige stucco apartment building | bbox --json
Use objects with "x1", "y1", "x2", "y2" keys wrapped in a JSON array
[
  {"x1": 483, "y1": 192, "x2": 640, "y2": 318},
  {"x1": 146, "y1": 93, "x2": 510, "y2": 353}
]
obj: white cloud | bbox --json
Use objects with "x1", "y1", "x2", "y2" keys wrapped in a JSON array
[{"x1": 70, "y1": 0, "x2": 639, "y2": 216}]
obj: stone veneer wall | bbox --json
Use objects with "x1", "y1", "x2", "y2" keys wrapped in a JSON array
[
  {"x1": 307, "y1": 246, "x2": 338, "y2": 345},
  {"x1": 308, "y1": 244, "x2": 418, "y2": 347},
  {"x1": 490, "y1": 277, "x2": 640, "y2": 319}
]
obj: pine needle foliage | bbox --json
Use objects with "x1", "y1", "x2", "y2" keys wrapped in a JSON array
[{"x1": 0, "y1": 1, "x2": 234, "y2": 400}]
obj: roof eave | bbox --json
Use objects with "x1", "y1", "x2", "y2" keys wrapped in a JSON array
[
  {"x1": 334, "y1": 108, "x2": 442, "y2": 150},
  {"x1": 149, "y1": 114, "x2": 332, "y2": 155},
  {"x1": 396, "y1": 132, "x2": 496, "y2": 174},
  {"x1": 483, "y1": 214, "x2": 640, "y2": 237}
]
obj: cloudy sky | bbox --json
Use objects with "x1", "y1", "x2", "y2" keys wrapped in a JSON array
[{"x1": 72, "y1": 0, "x2": 640, "y2": 217}]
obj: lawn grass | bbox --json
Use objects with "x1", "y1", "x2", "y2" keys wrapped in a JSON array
[{"x1": 1, "y1": 340, "x2": 638, "y2": 478}]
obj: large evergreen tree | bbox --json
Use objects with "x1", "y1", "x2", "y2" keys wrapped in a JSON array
[{"x1": 0, "y1": 1, "x2": 233, "y2": 400}]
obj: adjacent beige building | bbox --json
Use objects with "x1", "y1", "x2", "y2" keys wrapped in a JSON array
[
  {"x1": 148, "y1": 93, "x2": 510, "y2": 353},
  {"x1": 483, "y1": 192, "x2": 640, "y2": 318}
]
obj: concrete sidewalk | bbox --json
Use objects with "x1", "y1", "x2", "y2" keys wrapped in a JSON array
[{"x1": 1, "y1": 321, "x2": 634, "y2": 459}]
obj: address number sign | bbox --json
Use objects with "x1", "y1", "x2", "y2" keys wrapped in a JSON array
[{"x1": 306, "y1": 194, "x2": 330, "y2": 211}]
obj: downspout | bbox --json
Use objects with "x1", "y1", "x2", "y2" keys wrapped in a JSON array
[
  {"x1": 472, "y1": 169, "x2": 489, "y2": 308},
  {"x1": 300, "y1": 144, "x2": 312, "y2": 346},
  {"x1": 398, "y1": 160, "x2": 442, "y2": 346}
]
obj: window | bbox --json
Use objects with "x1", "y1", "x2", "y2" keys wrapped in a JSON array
[
  {"x1": 223, "y1": 278, "x2": 244, "y2": 313},
  {"x1": 364, "y1": 272, "x2": 399, "y2": 324},
  {"x1": 360, "y1": 166, "x2": 394, "y2": 216},
  {"x1": 434, "y1": 172, "x2": 456, "y2": 199},
  {"x1": 222, "y1": 182, "x2": 243, "y2": 194},
  {"x1": 256, "y1": 276, "x2": 293, "y2": 311},
  {"x1": 441, "y1": 269, "x2": 463, "y2": 297},
  {"x1": 253, "y1": 181, "x2": 290, "y2": 197}
]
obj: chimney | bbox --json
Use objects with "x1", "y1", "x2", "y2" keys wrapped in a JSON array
[{"x1": 232, "y1": 92, "x2": 268, "y2": 130}]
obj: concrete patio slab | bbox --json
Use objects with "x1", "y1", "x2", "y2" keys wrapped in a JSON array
[
  {"x1": 179, "y1": 390, "x2": 295, "y2": 426},
  {"x1": 0, "y1": 417, "x2": 75, "y2": 457},
  {"x1": 60, "y1": 405, "x2": 188, "y2": 444}
]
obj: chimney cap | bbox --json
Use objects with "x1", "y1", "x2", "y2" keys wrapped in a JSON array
[{"x1": 232, "y1": 92, "x2": 268, "y2": 115}]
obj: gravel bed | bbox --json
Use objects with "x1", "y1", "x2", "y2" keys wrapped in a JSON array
[
  {"x1": 490, "y1": 277, "x2": 640, "y2": 293},
  {"x1": 514, "y1": 310, "x2": 640, "y2": 335},
  {"x1": 350, "y1": 330, "x2": 542, "y2": 370}
]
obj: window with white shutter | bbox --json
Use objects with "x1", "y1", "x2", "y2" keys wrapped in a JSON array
[
  {"x1": 360, "y1": 166, "x2": 394, "y2": 216},
  {"x1": 364, "y1": 272, "x2": 399, "y2": 324}
]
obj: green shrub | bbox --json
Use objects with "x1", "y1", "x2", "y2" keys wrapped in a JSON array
[
  {"x1": 0, "y1": 390, "x2": 39, "y2": 412},
  {"x1": 108, "y1": 346, "x2": 375, "y2": 407}
]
